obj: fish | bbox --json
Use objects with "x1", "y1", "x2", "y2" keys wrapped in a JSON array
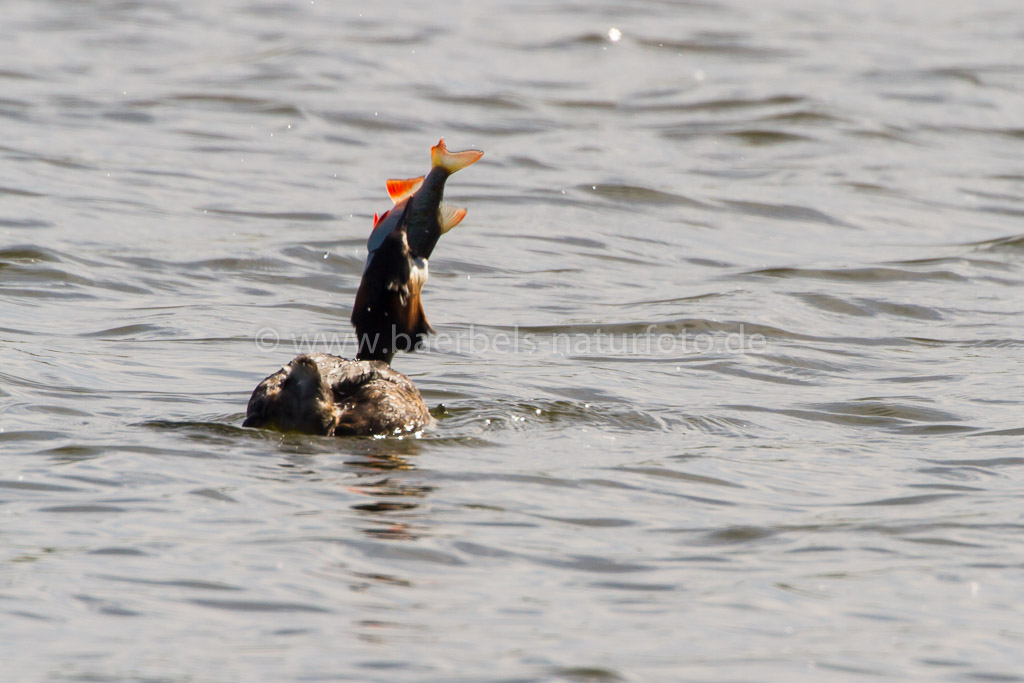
[
  {"x1": 366, "y1": 138, "x2": 483, "y2": 260},
  {"x1": 351, "y1": 139, "x2": 482, "y2": 363}
]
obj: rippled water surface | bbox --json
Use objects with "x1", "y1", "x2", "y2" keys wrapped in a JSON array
[{"x1": 3, "y1": 0, "x2": 1024, "y2": 680}]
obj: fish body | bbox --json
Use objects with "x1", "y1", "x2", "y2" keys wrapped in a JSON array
[
  {"x1": 365, "y1": 139, "x2": 482, "y2": 260},
  {"x1": 352, "y1": 139, "x2": 481, "y2": 362}
]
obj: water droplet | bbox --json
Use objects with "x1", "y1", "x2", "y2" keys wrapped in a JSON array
[{"x1": 608, "y1": 27, "x2": 622, "y2": 42}]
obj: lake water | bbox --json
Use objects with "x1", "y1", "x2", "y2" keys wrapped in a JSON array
[{"x1": 2, "y1": 0, "x2": 1023, "y2": 680}]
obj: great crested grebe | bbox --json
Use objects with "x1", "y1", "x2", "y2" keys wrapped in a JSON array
[{"x1": 243, "y1": 139, "x2": 482, "y2": 437}]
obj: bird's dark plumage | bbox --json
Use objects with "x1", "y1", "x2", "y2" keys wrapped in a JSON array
[{"x1": 243, "y1": 353, "x2": 430, "y2": 436}]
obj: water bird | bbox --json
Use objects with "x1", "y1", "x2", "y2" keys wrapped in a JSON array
[{"x1": 243, "y1": 139, "x2": 482, "y2": 436}]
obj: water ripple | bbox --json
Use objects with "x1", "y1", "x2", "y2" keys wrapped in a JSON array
[{"x1": 2, "y1": 0, "x2": 1023, "y2": 680}]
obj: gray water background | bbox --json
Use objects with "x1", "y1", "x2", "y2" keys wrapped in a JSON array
[{"x1": 2, "y1": 0, "x2": 1023, "y2": 680}]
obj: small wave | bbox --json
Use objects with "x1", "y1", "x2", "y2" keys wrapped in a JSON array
[
  {"x1": 0, "y1": 69, "x2": 36, "y2": 81},
  {"x1": 720, "y1": 199, "x2": 850, "y2": 227},
  {"x1": 851, "y1": 493, "x2": 962, "y2": 507},
  {"x1": 416, "y1": 88, "x2": 527, "y2": 111},
  {"x1": 725, "y1": 129, "x2": 815, "y2": 145},
  {"x1": 197, "y1": 208, "x2": 335, "y2": 222},
  {"x1": 189, "y1": 599, "x2": 331, "y2": 614},
  {"x1": 744, "y1": 266, "x2": 967, "y2": 283},
  {"x1": 796, "y1": 293, "x2": 944, "y2": 320},
  {"x1": 163, "y1": 93, "x2": 304, "y2": 117},
  {"x1": 731, "y1": 397, "x2": 973, "y2": 435},
  {"x1": 317, "y1": 109, "x2": 421, "y2": 132},
  {"x1": 0, "y1": 479, "x2": 81, "y2": 492},
  {"x1": 968, "y1": 233, "x2": 1024, "y2": 253},
  {"x1": 0, "y1": 218, "x2": 51, "y2": 228},
  {"x1": 885, "y1": 255, "x2": 1017, "y2": 274},
  {"x1": 0, "y1": 245, "x2": 63, "y2": 263},
  {"x1": 578, "y1": 183, "x2": 711, "y2": 209},
  {"x1": 0, "y1": 185, "x2": 43, "y2": 197},
  {"x1": 612, "y1": 466, "x2": 743, "y2": 489},
  {"x1": 637, "y1": 35, "x2": 792, "y2": 59},
  {"x1": 0, "y1": 245, "x2": 152, "y2": 298},
  {"x1": 436, "y1": 398, "x2": 672, "y2": 435},
  {"x1": 79, "y1": 323, "x2": 174, "y2": 339}
]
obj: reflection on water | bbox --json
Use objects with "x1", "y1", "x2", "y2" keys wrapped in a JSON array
[
  {"x1": 348, "y1": 453, "x2": 431, "y2": 541},
  {"x1": 2, "y1": 0, "x2": 1024, "y2": 680}
]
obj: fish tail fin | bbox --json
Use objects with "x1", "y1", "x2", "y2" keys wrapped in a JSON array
[{"x1": 431, "y1": 138, "x2": 483, "y2": 174}]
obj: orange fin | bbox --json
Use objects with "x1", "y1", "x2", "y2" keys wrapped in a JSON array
[
  {"x1": 386, "y1": 176, "x2": 424, "y2": 205},
  {"x1": 431, "y1": 138, "x2": 483, "y2": 174},
  {"x1": 438, "y1": 201, "x2": 467, "y2": 234},
  {"x1": 372, "y1": 209, "x2": 390, "y2": 228}
]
